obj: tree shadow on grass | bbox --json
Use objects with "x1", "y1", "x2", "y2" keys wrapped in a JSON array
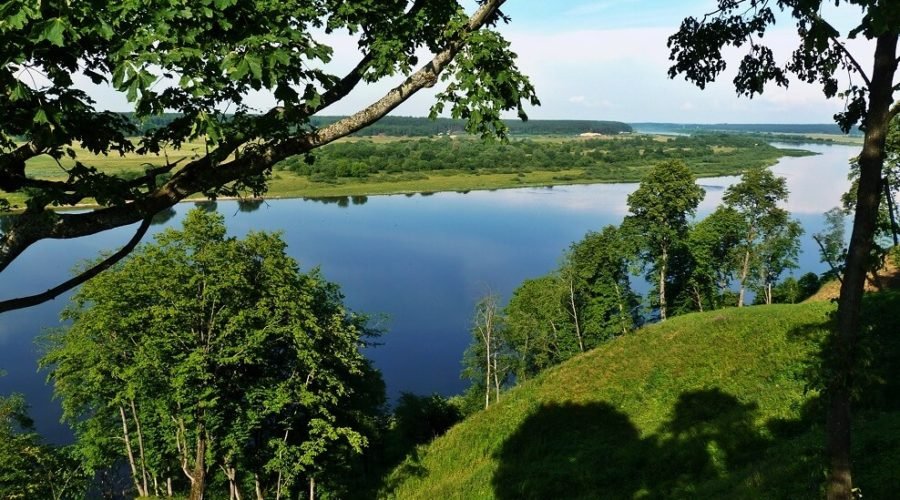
[{"x1": 492, "y1": 389, "x2": 778, "y2": 499}]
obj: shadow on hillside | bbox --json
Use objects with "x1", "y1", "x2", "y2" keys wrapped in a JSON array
[{"x1": 492, "y1": 389, "x2": 793, "y2": 499}]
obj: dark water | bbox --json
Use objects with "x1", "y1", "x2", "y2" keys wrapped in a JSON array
[{"x1": 0, "y1": 143, "x2": 855, "y2": 443}]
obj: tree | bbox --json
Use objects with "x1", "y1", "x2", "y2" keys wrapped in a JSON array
[
  {"x1": 0, "y1": 0, "x2": 538, "y2": 312},
  {"x1": 0, "y1": 377, "x2": 88, "y2": 500},
  {"x1": 502, "y1": 276, "x2": 570, "y2": 381},
  {"x1": 753, "y1": 215, "x2": 803, "y2": 305},
  {"x1": 668, "y1": 2, "x2": 899, "y2": 496},
  {"x1": 815, "y1": 207, "x2": 848, "y2": 282},
  {"x1": 462, "y1": 293, "x2": 509, "y2": 410},
  {"x1": 40, "y1": 209, "x2": 383, "y2": 500},
  {"x1": 625, "y1": 160, "x2": 705, "y2": 320},
  {"x1": 686, "y1": 206, "x2": 746, "y2": 311},
  {"x1": 565, "y1": 225, "x2": 639, "y2": 341},
  {"x1": 722, "y1": 168, "x2": 793, "y2": 307}
]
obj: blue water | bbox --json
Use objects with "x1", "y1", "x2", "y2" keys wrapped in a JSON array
[{"x1": 0, "y1": 143, "x2": 856, "y2": 444}]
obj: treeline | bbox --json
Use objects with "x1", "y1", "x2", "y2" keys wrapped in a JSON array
[
  {"x1": 277, "y1": 134, "x2": 812, "y2": 183},
  {"x1": 459, "y1": 161, "x2": 834, "y2": 411},
  {"x1": 310, "y1": 116, "x2": 633, "y2": 136},
  {"x1": 118, "y1": 113, "x2": 632, "y2": 137},
  {"x1": 633, "y1": 122, "x2": 864, "y2": 136}
]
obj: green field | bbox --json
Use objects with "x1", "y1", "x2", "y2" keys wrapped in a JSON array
[{"x1": 383, "y1": 293, "x2": 900, "y2": 499}]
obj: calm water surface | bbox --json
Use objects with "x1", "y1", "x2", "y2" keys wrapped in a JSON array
[{"x1": 0, "y1": 142, "x2": 855, "y2": 443}]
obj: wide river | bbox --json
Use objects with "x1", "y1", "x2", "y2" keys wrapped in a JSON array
[{"x1": 0, "y1": 142, "x2": 855, "y2": 443}]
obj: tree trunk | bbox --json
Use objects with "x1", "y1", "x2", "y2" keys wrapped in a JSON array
[
  {"x1": 659, "y1": 248, "x2": 668, "y2": 320},
  {"x1": 130, "y1": 399, "x2": 150, "y2": 496},
  {"x1": 255, "y1": 473, "x2": 264, "y2": 500},
  {"x1": 738, "y1": 248, "x2": 751, "y2": 307},
  {"x1": 827, "y1": 33, "x2": 897, "y2": 500},
  {"x1": 614, "y1": 282, "x2": 628, "y2": 335},
  {"x1": 189, "y1": 432, "x2": 207, "y2": 500},
  {"x1": 119, "y1": 405, "x2": 147, "y2": 497},
  {"x1": 484, "y1": 321, "x2": 491, "y2": 409},
  {"x1": 568, "y1": 280, "x2": 585, "y2": 350},
  {"x1": 309, "y1": 477, "x2": 316, "y2": 500}
]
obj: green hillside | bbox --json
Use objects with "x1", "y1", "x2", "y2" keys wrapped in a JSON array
[{"x1": 383, "y1": 293, "x2": 900, "y2": 499}]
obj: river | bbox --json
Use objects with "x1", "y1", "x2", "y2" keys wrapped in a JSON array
[{"x1": 0, "y1": 142, "x2": 855, "y2": 443}]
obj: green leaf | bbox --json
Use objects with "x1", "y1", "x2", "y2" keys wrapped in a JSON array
[
  {"x1": 246, "y1": 54, "x2": 263, "y2": 80},
  {"x1": 40, "y1": 18, "x2": 67, "y2": 47},
  {"x1": 33, "y1": 108, "x2": 49, "y2": 125}
]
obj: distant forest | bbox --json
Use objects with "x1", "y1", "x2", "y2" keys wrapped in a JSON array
[
  {"x1": 310, "y1": 116, "x2": 634, "y2": 136},
  {"x1": 123, "y1": 113, "x2": 633, "y2": 136},
  {"x1": 632, "y1": 122, "x2": 864, "y2": 136},
  {"x1": 277, "y1": 134, "x2": 813, "y2": 182}
]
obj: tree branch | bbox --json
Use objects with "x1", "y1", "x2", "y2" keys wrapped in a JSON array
[
  {"x1": 0, "y1": 0, "x2": 507, "y2": 280},
  {"x1": 0, "y1": 217, "x2": 152, "y2": 313},
  {"x1": 830, "y1": 35, "x2": 871, "y2": 88}
]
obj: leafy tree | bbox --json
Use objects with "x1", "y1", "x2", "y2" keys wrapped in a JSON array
[
  {"x1": 0, "y1": 379, "x2": 87, "y2": 500},
  {"x1": 770, "y1": 272, "x2": 821, "y2": 304},
  {"x1": 752, "y1": 215, "x2": 804, "y2": 305},
  {"x1": 386, "y1": 393, "x2": 462, "y2": 459},
  {"x1": 461, "y1": 293, "x2": 510, "y2": 410},
  {"x1": 686, "y1": 206, "x2": 746, "y2": 311},
  {"x1": 502, "y1": 276, "x2": 570, "y2": 381},
  {"x1": 0, "y1": 0, "x2": 538, "y2": 312},
  {"x1": 565, "y1": 225, "x2": 639, "y2": 341},
  {"x1": 815, "y1": 207, "x2": 848, "y2": 282},
  {"x1": 625, "y1": 160, "x2": 705, "y2": 320},
  {"x1": 721, "y1": 168, "x2": 793, "y2": 307},
  {"x1": 668, "y1": 1, "x2": 899, "y2": 495},
  {"x1": 41, "y1": 209, "x2": 383, "y2": 500}
]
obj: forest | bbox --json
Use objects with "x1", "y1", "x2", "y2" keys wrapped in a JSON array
[{"x1": 276, "y1": 133, "x2": 813, "y2": 183}]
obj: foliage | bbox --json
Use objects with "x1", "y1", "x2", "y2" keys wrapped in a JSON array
[
  {"x1": 40, "y1": 209, "x2": 383, "y2": 499},
  {"x1": 685, "y1": 206, "x2": 746, "y2": 311},
  {"x1": 815, "y1": 207, "x2": 848, "y2": 281},
  {"x1": 625, "y1": 160, "x2": 705, "y2": 319},
  {"x1": 277, "y1": 133, "x2": 811, "y2": 182},
  {"x1": 723, "y1": 167, "x2": 802, "y2": 306},
  {"x1": 0, "y1": 0, "x2": 538, "y2": 311},
  {"x1": 387, "y1": 393, "x2": 463, "y2": 459},
  {"x1": 386, "y1": 293, "x2": 900, "y2": 499},
  {"x1": 0, "y1": 387, "x2": 87, "y2": 500}
]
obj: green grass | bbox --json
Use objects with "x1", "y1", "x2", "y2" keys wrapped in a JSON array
[{"x1": 383, "y1": 293, "x2": 900, "y2": 499}]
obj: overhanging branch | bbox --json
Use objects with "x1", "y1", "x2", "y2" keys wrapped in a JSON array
[
  {"x1": 0, "y1": 217, "x2": 152, "y2": 313},
  {"x1": 0, "y1": 0, "x2": 508, "y2": 292}
]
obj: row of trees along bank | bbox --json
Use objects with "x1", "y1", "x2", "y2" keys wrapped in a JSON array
[{"x1": 462, "y1": 161, "x2": 811, "y2": 411}]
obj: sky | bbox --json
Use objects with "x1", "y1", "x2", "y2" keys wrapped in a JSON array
[{"x1": 78, "y1": 0, "x2": 879, "y2": 124}]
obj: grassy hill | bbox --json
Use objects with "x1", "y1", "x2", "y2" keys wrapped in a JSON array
[{"x1": 383, "y1": 293, "x2": 900, "y2": 499}]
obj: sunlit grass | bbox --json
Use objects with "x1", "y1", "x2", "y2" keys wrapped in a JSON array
[{"x1": 384, "y1": 293, "x2": 900, "y2": 499}]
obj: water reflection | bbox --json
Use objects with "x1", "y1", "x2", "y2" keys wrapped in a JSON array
[{"x1": 236, "y1": 198, "x2": 266, "y2": 213}]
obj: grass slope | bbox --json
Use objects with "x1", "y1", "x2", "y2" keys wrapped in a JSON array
[{"x1": 384, "y1": 294, "x2": 900, "y2": 499}]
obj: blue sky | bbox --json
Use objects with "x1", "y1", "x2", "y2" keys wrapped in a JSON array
[
  {"x1": 318, "y1": 0, "x2": 877, "y2": 123},
  {"x1": 77, "y1": 0, "x2": 877, "y2": 124}
]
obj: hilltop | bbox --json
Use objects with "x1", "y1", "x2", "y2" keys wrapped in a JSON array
[{"x1": 383, "y1": 293, "x2": 900, "y2": 499}]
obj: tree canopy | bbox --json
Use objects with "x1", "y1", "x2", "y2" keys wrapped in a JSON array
[
  {"x1": 0, "y1": 0, "x2": 538, "y2": 311},
  {"x1": 40, "y1": 209, "x2": 384, "y2": 500}
]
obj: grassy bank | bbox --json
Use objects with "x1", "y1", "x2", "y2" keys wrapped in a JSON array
[{"x1": 383, "y1": 293, "x2": 900, "y2": 499}]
